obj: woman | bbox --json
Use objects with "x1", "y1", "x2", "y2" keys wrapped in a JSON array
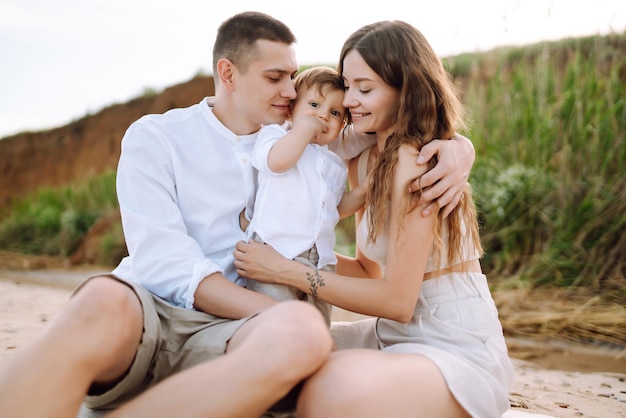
[{"x1": 234, "y1": 20, "x2": 515, "y2": 418}]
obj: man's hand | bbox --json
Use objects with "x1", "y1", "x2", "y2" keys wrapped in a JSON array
[{"x1": 412, "y1": 133, "x2": 475, "y2": 218}]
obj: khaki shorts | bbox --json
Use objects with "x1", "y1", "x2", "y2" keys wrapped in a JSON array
[{"x1": 74, "y1": 275, "x2": 253, "y2": 410}]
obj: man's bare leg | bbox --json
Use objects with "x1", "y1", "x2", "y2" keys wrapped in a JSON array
[
  {"x1": 109, "y1": 301, "x2": 333, "y2": 418},
  {"x1": 0, "y1": 277, "x2": 143, "y2": 418}
]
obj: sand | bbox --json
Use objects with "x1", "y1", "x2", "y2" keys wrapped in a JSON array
[{"x1": 1, "y1": 269, "x2": 625, "y2": 418}]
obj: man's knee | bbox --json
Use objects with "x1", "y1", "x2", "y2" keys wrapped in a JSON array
[
  {"x1": 272, "y1": 301, "x2": 332, "y2": 346},
  {"x1": 247, "y1": 301, "x2": 333, "y2": 372},
  {"x1": 71, "y1": 276, "x2": 143, "y2": 350},
  {"x1": 67, "y1": 277, "x2": 145, "y2": 383}
]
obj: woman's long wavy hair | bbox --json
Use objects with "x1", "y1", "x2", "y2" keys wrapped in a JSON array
[{"x1": 338, "y1": 20, "x2": 483, "y2": 266}]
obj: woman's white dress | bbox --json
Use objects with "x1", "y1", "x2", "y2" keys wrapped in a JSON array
[{"x1": 331, "y1": 146, "x2": 516, "y2": 418}]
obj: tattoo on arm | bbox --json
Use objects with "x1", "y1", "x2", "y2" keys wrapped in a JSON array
[{"x1": 306, "y1": 269, "x2": 325, "y2": 298}]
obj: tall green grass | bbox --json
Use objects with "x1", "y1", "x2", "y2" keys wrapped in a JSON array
[
  {"x1": 0, "y1": 171, "x2": 118, "y2": 258},
  {"x1": 448, "y1": 34, "x2": 625, "y2": 293},
  {"x1": 0, "y1": 34, "x2": 623, "y2": 295}
]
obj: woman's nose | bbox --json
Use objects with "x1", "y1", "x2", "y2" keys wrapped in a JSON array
[{"x1": 343, "y1": 90, "x2": 355, "y2": 108}]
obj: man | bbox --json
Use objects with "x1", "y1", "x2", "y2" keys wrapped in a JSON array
[
  {"x1": 0, "y1": 11, "x2": 474, "y2": 418},
  {"x1": 0, "y1": 12, "x2": 331, "y2": 418}
]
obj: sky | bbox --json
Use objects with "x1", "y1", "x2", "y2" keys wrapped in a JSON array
[{"x1": 0, "y1": 0, "x2": 624, "y2": 138}]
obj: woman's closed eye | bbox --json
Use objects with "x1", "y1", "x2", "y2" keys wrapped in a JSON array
[{"x1": 344, "y1": 85, "x2": 371, "y2": 94}]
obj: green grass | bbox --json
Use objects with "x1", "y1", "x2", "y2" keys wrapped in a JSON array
[
  {"x1": 450, "y1": 34, "x2": 625, "y2": 293},
  {"x1": 0, "y1": 171, "x2": 118, "y2": 259},
  {"x1": 0, "y1": 33, "x2": 624, "y2": 297}
]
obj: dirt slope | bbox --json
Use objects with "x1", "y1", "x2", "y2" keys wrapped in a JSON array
[{"x1": 0, "y1": 76, "x2": 215, "y2": 210}]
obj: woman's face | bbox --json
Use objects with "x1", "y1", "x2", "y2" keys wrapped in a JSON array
[{"x1": 342, "y1": 50, "x2": 400, "y2": 140}]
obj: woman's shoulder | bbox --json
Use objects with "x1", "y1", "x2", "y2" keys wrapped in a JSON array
[{"x1": 396, "y1": 144, "x2": 427, "y2": 179}]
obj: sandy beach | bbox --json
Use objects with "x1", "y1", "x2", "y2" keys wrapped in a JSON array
[{"x1": 1, "y1": 268, "x2": 625, "y2": 418}]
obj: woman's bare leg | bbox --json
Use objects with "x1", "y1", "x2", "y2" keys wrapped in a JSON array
[{"x1": 298, "y1": 349, "x2": 469, "y2": 418}]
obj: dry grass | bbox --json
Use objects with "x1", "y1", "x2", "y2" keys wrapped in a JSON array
[
  {"x1": 0, "y1": 251, "x2": 69, "y2": 270},
  {"x1": 494, "y1": 287, "x2": 626, "y2": 349}
]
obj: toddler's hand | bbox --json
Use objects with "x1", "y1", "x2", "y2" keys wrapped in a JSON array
[{"x1": 292, "y1": 115, "x2": 323, "y2": 143}]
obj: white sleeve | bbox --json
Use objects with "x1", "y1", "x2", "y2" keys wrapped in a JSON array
[
  {"x1": 251, "y1": 124, "x2": 288, "y2": 174},
  {"x1": 114, "y1": 120, "x2": 221, "y2": 309}
]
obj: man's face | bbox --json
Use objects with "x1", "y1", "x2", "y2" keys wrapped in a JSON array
[{"x1": 232, "y1": 40, "x2": 298, "y2": 131}]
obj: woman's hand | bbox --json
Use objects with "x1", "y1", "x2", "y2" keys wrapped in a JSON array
[
  {"x1": 233, "y1": 240, "x2": 292, "y2": 284},
  {"x1": 412, "y1": 133, "x2": 475, "y2": 218}
]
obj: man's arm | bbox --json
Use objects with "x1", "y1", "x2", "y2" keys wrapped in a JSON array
[
  {"x1": 194, "y1": 273, "x2": 277, "y2": 319},
  {"x1": 414, "y1": 133, "x2": 475, "y2": 217}
]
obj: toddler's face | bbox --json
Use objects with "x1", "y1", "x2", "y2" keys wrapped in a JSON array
[{"x1": 292, "y1": 86, "x2": 346, "y2": 145}]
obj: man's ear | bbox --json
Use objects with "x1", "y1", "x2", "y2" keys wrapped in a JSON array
[{"x1": 216, "y1": 58, "x2": 236, "y2": 91}]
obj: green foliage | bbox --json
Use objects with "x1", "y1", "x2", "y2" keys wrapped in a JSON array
[
  {"x1": 475, "y1": 164, "x2": 554, "y2": 277},
  {"x1": 335, "y1": 216, "x2": 356, "y2": 257},
  {"x1": 97, "y1": 220, "x2": 127, "y2": 267},
  {"x1": 141, "y1": 87, "x2": 159, "y2": 98},
  {"x1": 455, "y1": 33, "x2": 625, "y2": 292},
  {"x1": 0, "y1": 171, "x2": 119, "y2": 257},
  {"x1": 193, "y1": 68, "x2": 209, "y2": 79}
]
